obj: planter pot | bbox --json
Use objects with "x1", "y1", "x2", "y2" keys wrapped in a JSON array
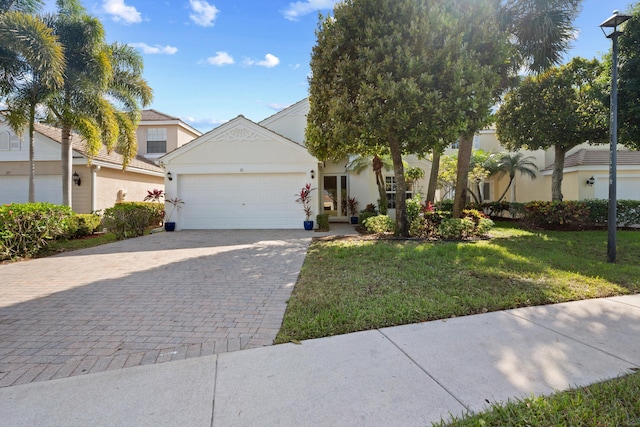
[
  {"x1": 350, "y1": 216, "x2": 358, "y2": 224},
  {"x1": 303, "y1": 220, "x2": 314, "y2": 231},
  {"x1": 164, "y1": 222, "x2": 176, "y2": 232}
]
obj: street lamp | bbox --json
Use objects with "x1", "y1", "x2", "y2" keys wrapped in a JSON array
[{"x1": 600, "y1": 10, "x2": 631, "y2": 263}]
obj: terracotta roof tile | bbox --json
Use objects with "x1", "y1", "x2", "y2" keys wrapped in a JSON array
[
  {"x1": 543, "y1": 148, "x2": 640, "y2": 171},
  {"x1": 34, "y1": 122, "x2": 163, "y2": 174},
  {"x1": 140, "y1": 109, "x2": 180, "y2": 121}
]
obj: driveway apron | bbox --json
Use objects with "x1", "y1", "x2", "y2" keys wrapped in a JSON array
[{"x1": 0, "y1": 230, "x2": 313, "y2": 387}]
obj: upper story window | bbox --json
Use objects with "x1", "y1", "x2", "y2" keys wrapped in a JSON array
[
  {"x1": 450, "y1": 135, "x2": 480, "y2": 149},
  {"x1": 0, "y1": 131, "x2": 21, "y2": 151},
  {"x1": 146, "y1": 128, "x2": 167, "y2": 153}
]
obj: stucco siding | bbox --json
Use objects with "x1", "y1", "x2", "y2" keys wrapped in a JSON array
[{"x1": 94, "y1": 168, "x2": 163, "y2": 212}]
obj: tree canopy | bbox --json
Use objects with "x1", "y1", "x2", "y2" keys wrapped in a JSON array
[
  {"x1": 306, "y1": 0, "x2": 508, "y2": 236},
  {"x1": 618, "y1": 2, "x2": 640, "y2": 150},
  {"x1": 496, "y1": 57, "x2": 609, "y2": 201}
]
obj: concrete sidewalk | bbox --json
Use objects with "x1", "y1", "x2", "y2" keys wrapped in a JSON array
[{"x1": 1, "y1": 294, "x2": 639, "y2": 426}]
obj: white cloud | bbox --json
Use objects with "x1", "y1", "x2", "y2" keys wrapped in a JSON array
[
  {"x1": 207, "y1": 51, "x2": 234, "y2": 66},
  {"x1": 184, "y1": 117, "x2": 227, "y2": 131},
  {"x1": 267, "y1": 103, "x2": 291, "y2": 111},
  {"x1": 282, "y1": 0, "x2": 337, "y2": 21},
  {"x1": 189, "y1": 0, "x2": 219, "y2": 27},
  {"x1": 102, "y1": 0, "x2": 142, "y2": 24},
  {"x1": 129, "y1": 43, "x2": 178, "y2": 55},
  {"x1": 245, "y1": 53, "x2": 280, "y2": 68}
]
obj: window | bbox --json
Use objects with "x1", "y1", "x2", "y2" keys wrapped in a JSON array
[
  {"x1": 385, "y1": 176, "x2": 413, "y2": 209},
  {"x1": 0, "y1": 131, "x2": 21, "y2": 151},
  {"x1": 146, "y1": 128, "x2": 167, "y2": 153}
]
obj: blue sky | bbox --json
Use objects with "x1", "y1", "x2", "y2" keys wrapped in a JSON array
[{"x1": 42, "y1": 0, "x2": 637, "y2": 132}]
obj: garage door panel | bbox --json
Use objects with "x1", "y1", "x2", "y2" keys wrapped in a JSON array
[
  {"x1": 594, "y1": 177, "x2": 639, "y2": 201},
  {"x1": 179, "y1": 173, "x2": 305, "y2": 229}
]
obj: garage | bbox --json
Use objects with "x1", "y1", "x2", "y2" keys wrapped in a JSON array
[
  {"x1": 0, "y1": 175, "x2": 62, "y2": 205},
  {"x1": 160, "y1": 115, "x2": 319, "y2": 230},
  {"x1": 178, "y1": 173, "x2": 305, "y2": 229},
  {"x1": 594, "y1": 176, "x2": 639, "y2": 201}
]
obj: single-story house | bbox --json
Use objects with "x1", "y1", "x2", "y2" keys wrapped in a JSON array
[
  {"x1": 159, "y1": 98, "x2": 432, "y2": 230},
  {"x1": 0, "y1": 110, "x2": 201, "y2": 213}
]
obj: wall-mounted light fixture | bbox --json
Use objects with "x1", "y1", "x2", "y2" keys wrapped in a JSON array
[
  {"x1": 167, "y1": 171, "x2": 173, "y2": 181},
  {"x1": 310, "y1": 169, "x2": 315, "y2": 179},
  {"x1": 72, "y1": 171, "x2": 81, "y2": 186},
  {"x1": 586, "y1": 176, "x2": 595, "y2": 186}
]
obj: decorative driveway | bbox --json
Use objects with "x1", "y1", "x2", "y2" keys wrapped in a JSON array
[{"x1": 0, "y1": 229, "x2": 320, "y2": 387}]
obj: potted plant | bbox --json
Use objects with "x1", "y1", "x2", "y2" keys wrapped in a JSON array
[
  {"x1": 347, "y1": 196, "x2": 359, "y2": 224},
  {"x1": 164, "y1": 196, "x2": 184, "y2": 231},
  {"x1": 295, "y1": 183, "x2": 316, "y2": 230}
]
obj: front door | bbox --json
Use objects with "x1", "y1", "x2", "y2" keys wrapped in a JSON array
[{"x1": 323, "y1": 175, "x2": 348, "y2": 220}]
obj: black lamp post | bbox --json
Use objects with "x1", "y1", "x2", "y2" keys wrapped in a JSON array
[{"x1": 600, "y1": 10, "x2": 631, "y2": 264}]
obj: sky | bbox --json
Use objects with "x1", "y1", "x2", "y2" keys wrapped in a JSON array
[{"x1": 40, "y1": 0, "x2": 638, "y2": 133}]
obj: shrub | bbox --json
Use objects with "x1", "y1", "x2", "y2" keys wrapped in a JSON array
[
  {"x1": 363, "y1": 214, "x2": 395, "y2": 233},
  {"x1": 66, "y1": 213, "x2": 102, "y2": 238},
  {"x1": 586, "y1": 199, "x2": 640, "y2": 227},
  {"x1": 102, "y1": 202, "x2": 161, "y2": 240},
  {"x1": 409, "y1": 210, "x2": 449, "y2": 238},
  {"x1": 0, "y1": 203, "x2": 74, "y2": 260},
  {"x1": 462, "y1": 209, "x2": 494, "y2": 237},
  {"x1": 435, "y1": 199, "x2": 454, "y2": 212},
  {"x1": 523, "y1": 201, "x2": 590, "y2": 230},
  {"x1": 316, "y1": 213, "x2": 330, "y2": 231},
  {"x1": 359, "y1": 211, "x2": 377, "y2": 226},
  {"x1": 406, "y1": 194, "x2": 422, "y2": 224},
  {"x1": 438, "y1": 217, "x2": 476, "y2": 240}
]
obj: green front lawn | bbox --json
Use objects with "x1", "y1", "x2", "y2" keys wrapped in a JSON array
[
  {"x1": 436, "y1": 372, "x2": 640, "y2": 426},
  {"x1": 275, "y1": 223, "x2": 640, "y2": 343}
]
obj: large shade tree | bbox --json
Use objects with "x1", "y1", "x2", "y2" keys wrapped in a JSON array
[
  {"x1": 618, "y1": 2, "x2": 640, "y2": 150},
  {"x1": 451, "y1": 0, "x2": 582, "y2": 217},
  {"x1": 0, "y1": 2, "x2": 64, "y2": 201},
  {"x1": 496, "y1": 57, "x2": 609, "y2": 200},
  {"x1": 306, "y1": 0, "x2": 507, "y2": 236}
]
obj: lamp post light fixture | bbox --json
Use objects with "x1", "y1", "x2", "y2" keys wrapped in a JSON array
[
  {"x1": 72, "y1": 171, "x2": 81, "y2": 186},
  {"x1": 600, "y1": 10, "x2": 631, "y2": 264}
]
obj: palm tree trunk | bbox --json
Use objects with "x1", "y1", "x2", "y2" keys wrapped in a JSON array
[
  {"x1": 372, "y1": 155, "x2": 387, "y2": 214},
  {"x1": 497, "y1": 176, "x2": 513, "y2": 202},
  {"x1": 426, "y1": 149, "x2": 440, "y2": 204},
  {"x1": 28, "y1": 102, "x2": 36, "y2": 203},
  {"x1": 510, "y1": 178, "x2": 516, "y2": 202},
  {"x1": 453, "y1": 132, "x2": 474, "y2": 218},
  {"x1": 61, "y1": 123, "x2": 73, "y2": 207}
]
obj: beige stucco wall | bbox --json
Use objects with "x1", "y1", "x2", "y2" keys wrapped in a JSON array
[{"x1": 93, "y1": 168, "x2": 163, "y2": 213}]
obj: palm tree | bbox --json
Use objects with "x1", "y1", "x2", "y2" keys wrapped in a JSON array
[
  {"x1": 346, "y1": 154, "x2": 393, "y2": 214},
  {"x1": 452, "y1": 0, "x2": 581, "y2": 217},
  {"x1": 0, "y1": 7, "x2": 64, "y2": 201},
  {"x1": 494, "y1": 152, "x2": 538, "y2": 202},
  {"x1": 45, "y1": 1, "x2": 152, "y2": 206}
]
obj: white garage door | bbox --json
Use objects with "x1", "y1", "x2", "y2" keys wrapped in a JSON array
[
  {"x1": 594, "y1": 177, "x2": 640, "y2": 201},
  {"x1": 178, "y1": 173, "x2": 306, "y2": 229},
  {"x1": 0, "y1": 175, "x2": 62, "y2": 205}
]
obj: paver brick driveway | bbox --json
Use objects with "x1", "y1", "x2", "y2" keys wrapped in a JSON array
[{"x1": 0, "y1": 229, "x2": 314, "y2": 387}]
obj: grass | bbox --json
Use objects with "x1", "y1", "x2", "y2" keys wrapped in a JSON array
[
  {"x1": 435, "y1": 371, "x2": 640, "y2": 426},
  {"x1": 275, "y1": 222, "x2": 640, "y2": 343},
  {"x1": 35, "y1": 233, "x2": 118, "y2": 257}
]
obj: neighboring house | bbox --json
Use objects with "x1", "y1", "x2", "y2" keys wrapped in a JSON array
[
  {"x1": 444, "y1": 128, "x2": 640, "y2": 203},
  {"x1": 0, "y1": 110, "x2": 201, "y2": 213},
  {"x1": 136, "y1": 109, "x2": 202, "y2": 160},
  {"x1": 160, "y1": 98, "x2": 432, "y2": 229}
]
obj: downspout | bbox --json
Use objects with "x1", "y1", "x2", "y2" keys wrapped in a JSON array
[{"x1": 91, "y1": 165, "x2": 100, "y2": 212}]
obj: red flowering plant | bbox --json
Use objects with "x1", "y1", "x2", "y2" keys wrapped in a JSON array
[
  {"x1": 295, "y1": 183, "x2": 316, "y2": 221},
  {"x1": 144, "y1": 189, "x2": 164, "y2": 202}
]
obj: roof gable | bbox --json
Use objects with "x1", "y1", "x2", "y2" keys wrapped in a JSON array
[
  {"x1": 159, "y1": 115, "x2": 317, "y2": 165},
  {"x1": 259, "y1": 98, "x2": 309, "y2": 128}
]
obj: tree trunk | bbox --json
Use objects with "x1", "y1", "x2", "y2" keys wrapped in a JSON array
[
  {"x1": 372, "y1": 155, "x2": 388, "y2": 214},
  {"x1": 426, "y1": 149, "x2": 440, "y2": 204},
  {"x1": 510, "y1": 177, "x2": 516, "y2": 202},
  {"x1": 552, "y1": 145, "x2": 566, "y2": 201},
  {"x1": 453, "y1": 132, "x2": 474, "y2": 218},
  {"x1": 497, "y1": 175, "x2": 514, "y2": 202},
  {"x1": 61, "y1": 124, "x2": 73, "y2": 207},
  {"x1": 28, "y1": 103, "x2": 36, "y2": 203},
  {"x1": 389, "y1": 136, "x2": 408, "y2": 237}
]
